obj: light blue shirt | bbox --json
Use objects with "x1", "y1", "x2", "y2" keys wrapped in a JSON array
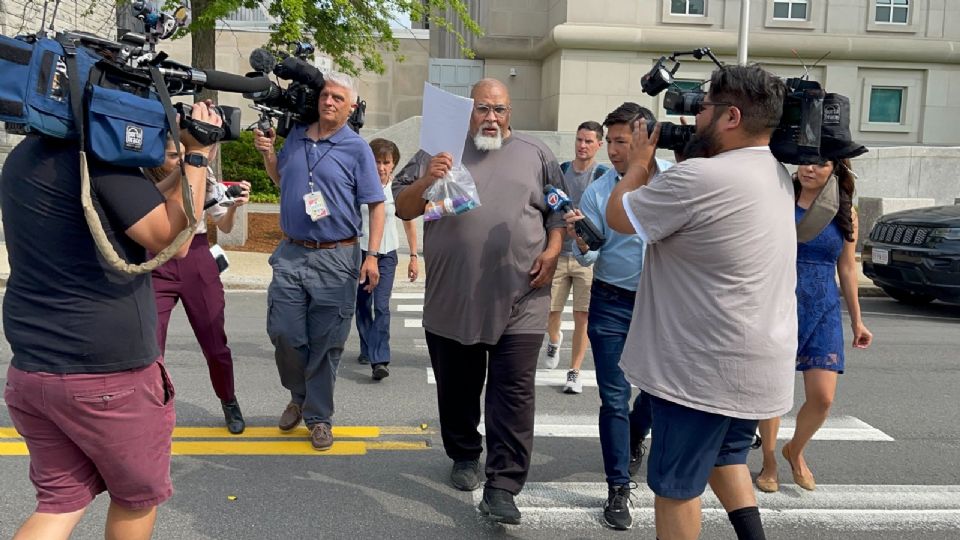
[{"x1": 571, "y1": 158, "x2": 673, "y2": 291}]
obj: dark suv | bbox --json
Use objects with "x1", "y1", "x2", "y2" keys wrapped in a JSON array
[{"x1": 862, "y1": 205, "x2": 960, "y2": 305}]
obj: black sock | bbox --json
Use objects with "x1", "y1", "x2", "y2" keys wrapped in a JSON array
[{"x1": 728, "y1": 506, "x2": 765, "y2": 540}]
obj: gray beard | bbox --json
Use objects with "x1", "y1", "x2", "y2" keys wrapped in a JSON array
[{"x1": 473, "y1": 128, "x2": 503, "y2": 151}]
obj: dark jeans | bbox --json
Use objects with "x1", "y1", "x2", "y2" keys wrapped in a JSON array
[
  {"x1": 424, "y1": 331, "x2": 543, "y2": 495},
  {"x1": 588, "y1": 280, "x2": 653, "y2": 487},
  {"x1": 267, "y1": 241, "x2": 360, "y2": 427},
  {"x1": 355, "y1": 250, "x2": 398, "y2": 365}
]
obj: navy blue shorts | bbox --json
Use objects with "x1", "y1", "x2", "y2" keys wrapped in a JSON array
[{"x1": 646, "y1": 395, "x2": 759, "y2": 499}]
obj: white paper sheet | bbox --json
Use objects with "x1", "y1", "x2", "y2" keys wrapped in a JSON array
[{"x1": 419, "y1": 83, "x2": 473, "y2": 167}]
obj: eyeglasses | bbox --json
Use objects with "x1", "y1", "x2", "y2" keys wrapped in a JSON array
[
  {"x1": 474, "y1": 104, "x2": 511, "y2": 118},
  {"x1": 699, "y1": 100, "x2": 733, "y2": 110}
]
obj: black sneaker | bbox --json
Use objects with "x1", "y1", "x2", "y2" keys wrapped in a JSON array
[
  {"x1": 628, "y1": 442, "x2": 646, "y2": 478},
  {"x1": 357, "y1": 353, "x2": 370, "y2": 365},
  {"x1": 478, "y1": 487, "x2": 521, "y2": 525},
  {"x1": 371, "y1": 364, "x2": 390, "y2": 381},
  {"x1": 450, "y1": 459, "x2": 480, "y2": 491},
  {"x1": 603, "y1": 484, "x2": 633, "y2": 530}
]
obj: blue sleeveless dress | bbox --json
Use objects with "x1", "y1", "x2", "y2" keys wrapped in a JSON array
[{"x1": 795, "y1": 206, "x2": 845, "y2": 373}]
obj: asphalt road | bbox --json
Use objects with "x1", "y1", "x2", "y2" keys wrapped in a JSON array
[{"x1": 1, "y1": 292, "x2": 959, "y2": 539}]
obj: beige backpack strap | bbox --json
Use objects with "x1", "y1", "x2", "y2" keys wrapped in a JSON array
[
  {"x1": 80, "y1": 150, "x2": 197, "y2": 275},
  {"x1": 796, "y1": 173, "x2": 839, "y2": 243}
]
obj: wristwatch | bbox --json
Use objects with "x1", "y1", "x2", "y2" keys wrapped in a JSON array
[
  {"x1": 184, "y1": 153, "x2": 209, "y2": 168},
  {"x1": 367, "y1": 250, "x2": 381, "y2": 258}
]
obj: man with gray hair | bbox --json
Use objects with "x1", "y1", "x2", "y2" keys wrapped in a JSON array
[
  {"x1": 394, "y1": 78, "x2": 565, "y2": 524},
  {"x1": 253, "y1": 72, "x2": 385, "y2": 451}
]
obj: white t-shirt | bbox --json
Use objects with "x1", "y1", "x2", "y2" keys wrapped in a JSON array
[
  {"x1": 620, "y1": 147, "x2": 798, "y2": 420},
  {"x1": 360, "y1": 182, "x2": 399, "y2": 252}
]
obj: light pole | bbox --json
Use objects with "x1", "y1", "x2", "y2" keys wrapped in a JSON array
[{"x1": 738, "y1": 0, "x2": 751, "y2": 65}]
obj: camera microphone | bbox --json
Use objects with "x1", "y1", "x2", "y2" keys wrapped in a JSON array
[
  {"x1": 543, "y1": 184, "x2": 606, "y2": 251},
  {"x1": 249, "y1": 48, "x2": 277, "y2": 73},
  {"x1": 204, "y1": 184, "x2": 244, "y2": 210}
]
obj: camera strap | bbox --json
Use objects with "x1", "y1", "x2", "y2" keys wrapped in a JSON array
[{"x1": 796, "y1": 173, "x2": 840, "y2": 243}]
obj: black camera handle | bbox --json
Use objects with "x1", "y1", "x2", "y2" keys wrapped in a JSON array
[{"x1": 669, "y1": 47, "x2": 724, "y2": 69}]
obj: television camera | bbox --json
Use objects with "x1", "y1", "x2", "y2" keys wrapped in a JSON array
[
  {"x1": 244, "y1": 44, "x2": 367, "y2": 137},
  {"x1": 639, "y1": 46, "x2": 833, "y2": 165}
]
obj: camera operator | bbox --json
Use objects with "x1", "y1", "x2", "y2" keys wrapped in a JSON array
[
  {"x1": 144, "y1": 141, "x2": 251, "y2": 435},
  {"x1": 1, "y1": 101, "x2": 220, "y2": 539},
  {"x1": 606, "y1": 65, "x2": 796, "y2": 540},
  {"x1": 252, "y1": 72, "x2": 385, "y2": 451}
]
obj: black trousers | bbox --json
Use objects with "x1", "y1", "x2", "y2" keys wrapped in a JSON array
[{"x1": 425, "y1": 331, "x2": 543, "y2": 495}]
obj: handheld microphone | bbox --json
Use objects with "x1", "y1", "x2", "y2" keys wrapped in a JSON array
[
  {"x1": 204, "y1": 184, "x2": 244, "y2": 210},
  {"x1": 543, "y1": 184, "x2": 605, "y2": 251}
]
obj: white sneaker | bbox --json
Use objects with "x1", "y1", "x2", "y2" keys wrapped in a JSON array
[
  {"x1": 563, "y1": 369, "x2": 583, "y2": 394},
  {"x1": 543, "y1": 331, "x2": 562, "y2": 369}
]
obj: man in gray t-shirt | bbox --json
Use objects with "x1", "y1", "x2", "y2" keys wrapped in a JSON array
[
  {"x1": 394, "y1": 78, "x2": 565, "y2": 525},
  {"x1": 607, "y1": 65, "x2": 794, "y2": 540}
]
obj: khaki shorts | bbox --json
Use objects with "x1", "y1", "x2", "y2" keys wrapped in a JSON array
[{"x1": 550, "y1": 254, "x2": 593, "y2": 312}]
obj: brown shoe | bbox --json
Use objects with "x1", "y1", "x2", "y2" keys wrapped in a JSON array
[
  {"x1": 278, "y1": 402, "x2": 302, "y2": 431},
  {"x1": 310, "y1": 423, "x2": 334, "y2": 451}
]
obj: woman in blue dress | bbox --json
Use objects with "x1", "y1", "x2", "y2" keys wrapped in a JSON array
[{"x1": 755, "y1": 157, "x2": 873, "y2": 492}]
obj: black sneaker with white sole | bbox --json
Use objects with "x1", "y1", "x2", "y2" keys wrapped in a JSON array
[{"x1": 603, "y1": 483, "x2": 633, "y2": 530}]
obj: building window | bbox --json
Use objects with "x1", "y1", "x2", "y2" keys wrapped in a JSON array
[
  {"x1": 875, "y1": 0, "x2": 909, "y2": 24},
  {"x1": 671, "y1": 0, "x2": 706, "y2": 16},
  {"x1": 773, "y1": 0, "x2": 808, "y2": 20},
  {"x1": 868, "y1": 87, "x2": 904, "y2": 123}
]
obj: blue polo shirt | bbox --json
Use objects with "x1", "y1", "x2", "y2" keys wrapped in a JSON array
[{"x1": 276, "y1": 123, "x2": 384, "y2": 243}]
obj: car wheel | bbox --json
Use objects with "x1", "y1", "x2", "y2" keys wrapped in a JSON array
[{"x1": 881, "y1": 286, "x2": 936, "y2": 305}]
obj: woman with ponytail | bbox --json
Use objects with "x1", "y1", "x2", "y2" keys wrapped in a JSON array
[{"x1": 755, "y1": 157, "x2": 873, "y2": 492}]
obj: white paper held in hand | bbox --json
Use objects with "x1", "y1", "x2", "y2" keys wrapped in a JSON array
[{"x1": 420, "y1": 83, "x2": 473, "y2": 167}]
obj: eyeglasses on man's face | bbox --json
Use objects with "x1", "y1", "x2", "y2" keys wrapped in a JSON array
[{"x1": 474, "y1": 104, "x2": 511, "y2": 118}]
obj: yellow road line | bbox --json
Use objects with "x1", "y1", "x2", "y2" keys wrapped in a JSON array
[
  {"x1": 0, "y1": 442, "x2": 27, "y2": 455},
  {"x1": 172, "y1": 440, "x2": 368, "y2": 455},
  {"x1": 172, "y1": 426, "x2": 381, "y2": 439},
  {"x1": 378, "y1": 426, "x2": 437, "y2": 436},
  {"x1": 0, "y1": 428, "x2": 21, "y2": 439},
  {"x1": 366, "y1": 441, "x2": 431, "y2": 451},
  {"x1": 1, "y1": 440, "x2": 431, "y2": 456}
]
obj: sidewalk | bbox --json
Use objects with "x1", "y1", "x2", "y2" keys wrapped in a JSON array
[{"x1": 0, "y1": 241, "x2": 883, "y2": 296}]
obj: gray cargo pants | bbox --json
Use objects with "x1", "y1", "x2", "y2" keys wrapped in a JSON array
[{"x1": 267, "y1": 241, "x2": 360, "y2": 426}]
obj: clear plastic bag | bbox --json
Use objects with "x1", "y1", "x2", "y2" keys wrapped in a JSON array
[{"x1": 422, "y1": 165, "x2": 481, "y2": 222}]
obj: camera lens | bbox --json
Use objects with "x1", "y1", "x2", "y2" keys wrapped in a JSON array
[{"x1": 646, "y1": 121, "x2": 696, "y2": 151}]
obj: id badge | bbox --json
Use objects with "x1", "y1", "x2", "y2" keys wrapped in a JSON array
[{"x1": 303, "y1": 190, "x2": 330, "y2": 221}]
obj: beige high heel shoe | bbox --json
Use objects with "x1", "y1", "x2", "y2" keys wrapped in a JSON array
[{"x1": 782, "y1": 442, "x2": 816, "y2": 491}]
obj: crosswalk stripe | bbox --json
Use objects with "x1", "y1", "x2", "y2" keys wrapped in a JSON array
[
  {"x1": 427, "y1": 368, "x2": 598, "y2": 386},
  {"x1": 392, "y1": 292, "x2": 425, "y2": 300},
  {"x1": 468, "y1": 483, "x2": 960, "y2": 530},
  {"x1": 409, "y1": 320, "x2": 575, "y2": 330},
  {"x1": 397, "y1": 304, "x2": 574, "y2": 314},
  {"x1": 432, "y1": 410, "x2": 891, "y2": 441}
]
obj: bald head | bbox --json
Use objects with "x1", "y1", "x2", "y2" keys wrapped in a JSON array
[
  {"x1": 471, "y1": 78, "x2": 510, "y2": 102},
  {"x1": 469, "y1": 78, "x2": 512, "y2": 150}
]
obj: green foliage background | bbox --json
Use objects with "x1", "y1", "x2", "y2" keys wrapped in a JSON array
[{"x1": 220, "y1": 132, "x2": 282, "y2": 203}]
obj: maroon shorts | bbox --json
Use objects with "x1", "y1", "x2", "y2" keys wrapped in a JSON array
[{"x1": 4, "y1": 361, "x2": 176, "y2": 513}]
